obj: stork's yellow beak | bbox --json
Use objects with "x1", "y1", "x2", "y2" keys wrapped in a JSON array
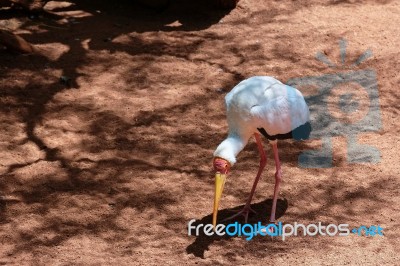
[{"x1": 213, "y1": 172, "x2": 227, "y2": 229}]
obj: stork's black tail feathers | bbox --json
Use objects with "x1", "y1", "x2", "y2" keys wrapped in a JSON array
[
  {"x1": 257, "y1": 121, "x2": 312, "y2": 141},
  {"x1": 292, "y1": 121, "x2": 312, "y2": 140}
]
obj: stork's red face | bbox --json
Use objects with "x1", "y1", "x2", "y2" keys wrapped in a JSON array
[
  {"x1": 213, "y1": 157, "x2": 231, "y2": 174},
  {"x1": 212, "y1": 157, "x2": 231, "y2": 228}
]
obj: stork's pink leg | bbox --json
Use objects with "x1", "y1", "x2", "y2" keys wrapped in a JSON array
[
  {"x1": 269, "y1": 141, "x2": 282, "y2": 223},
  {"x1": 222, "y1": 133, "x2": 267, "y2": 223}
]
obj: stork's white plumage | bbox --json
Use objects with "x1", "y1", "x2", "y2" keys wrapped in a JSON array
[{"x1": 212, "y1": 76, "x2": 311, "y2": 228}]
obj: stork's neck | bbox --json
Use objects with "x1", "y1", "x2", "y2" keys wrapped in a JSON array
[{"x1": 213, "y1": 134, "x2": 247, "y2": 166}]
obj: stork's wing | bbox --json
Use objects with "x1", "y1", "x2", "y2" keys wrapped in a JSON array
[
  {"x1": 224, "y1": 76, "x2": 282, "y2": 110},
  {"x1": 250, "y1": 85, "x2": 310, "y2": 136}
]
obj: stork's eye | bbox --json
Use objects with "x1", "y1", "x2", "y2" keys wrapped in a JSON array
[{"x1": 213, "y1": 158, "x2": 230, "y2": 173}]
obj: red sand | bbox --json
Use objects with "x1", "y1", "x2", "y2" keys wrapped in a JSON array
[{"x1": 0, "y1": 0, "x2": 399, "y2": 264}]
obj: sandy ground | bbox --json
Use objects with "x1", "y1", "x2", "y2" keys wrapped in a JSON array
[{"x1": 0, "y1": 0, "x2": 399, "y2": 265}]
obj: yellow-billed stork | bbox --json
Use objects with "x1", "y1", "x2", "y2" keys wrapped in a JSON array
[{"x1": 212, "y1": 76, "x2": 311, "y2": 228}]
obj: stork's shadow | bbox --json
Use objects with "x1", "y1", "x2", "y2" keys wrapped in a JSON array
[{"x1": 186, "y1": 198, "x2": 288, "y2": 258}]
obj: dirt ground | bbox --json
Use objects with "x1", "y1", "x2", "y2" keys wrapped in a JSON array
[{"x1": 0, "y1": 0, "x2": 399, "y2": 265}]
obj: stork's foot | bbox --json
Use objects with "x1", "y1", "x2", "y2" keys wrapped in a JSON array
[
  {"x1": 259, "y1": 222, "x2": 279, "y2": 238},
  {"x1": 222, "y1": 204, "x2": 256, "y2": 223}
]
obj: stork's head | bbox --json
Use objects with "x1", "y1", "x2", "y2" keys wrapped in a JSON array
[
  {"x1": 213, "y1": 157, "x2": 231, "y2": 174},
  {"x1": 212, "y1": 157, "x2": 231, "y2": 228}
]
